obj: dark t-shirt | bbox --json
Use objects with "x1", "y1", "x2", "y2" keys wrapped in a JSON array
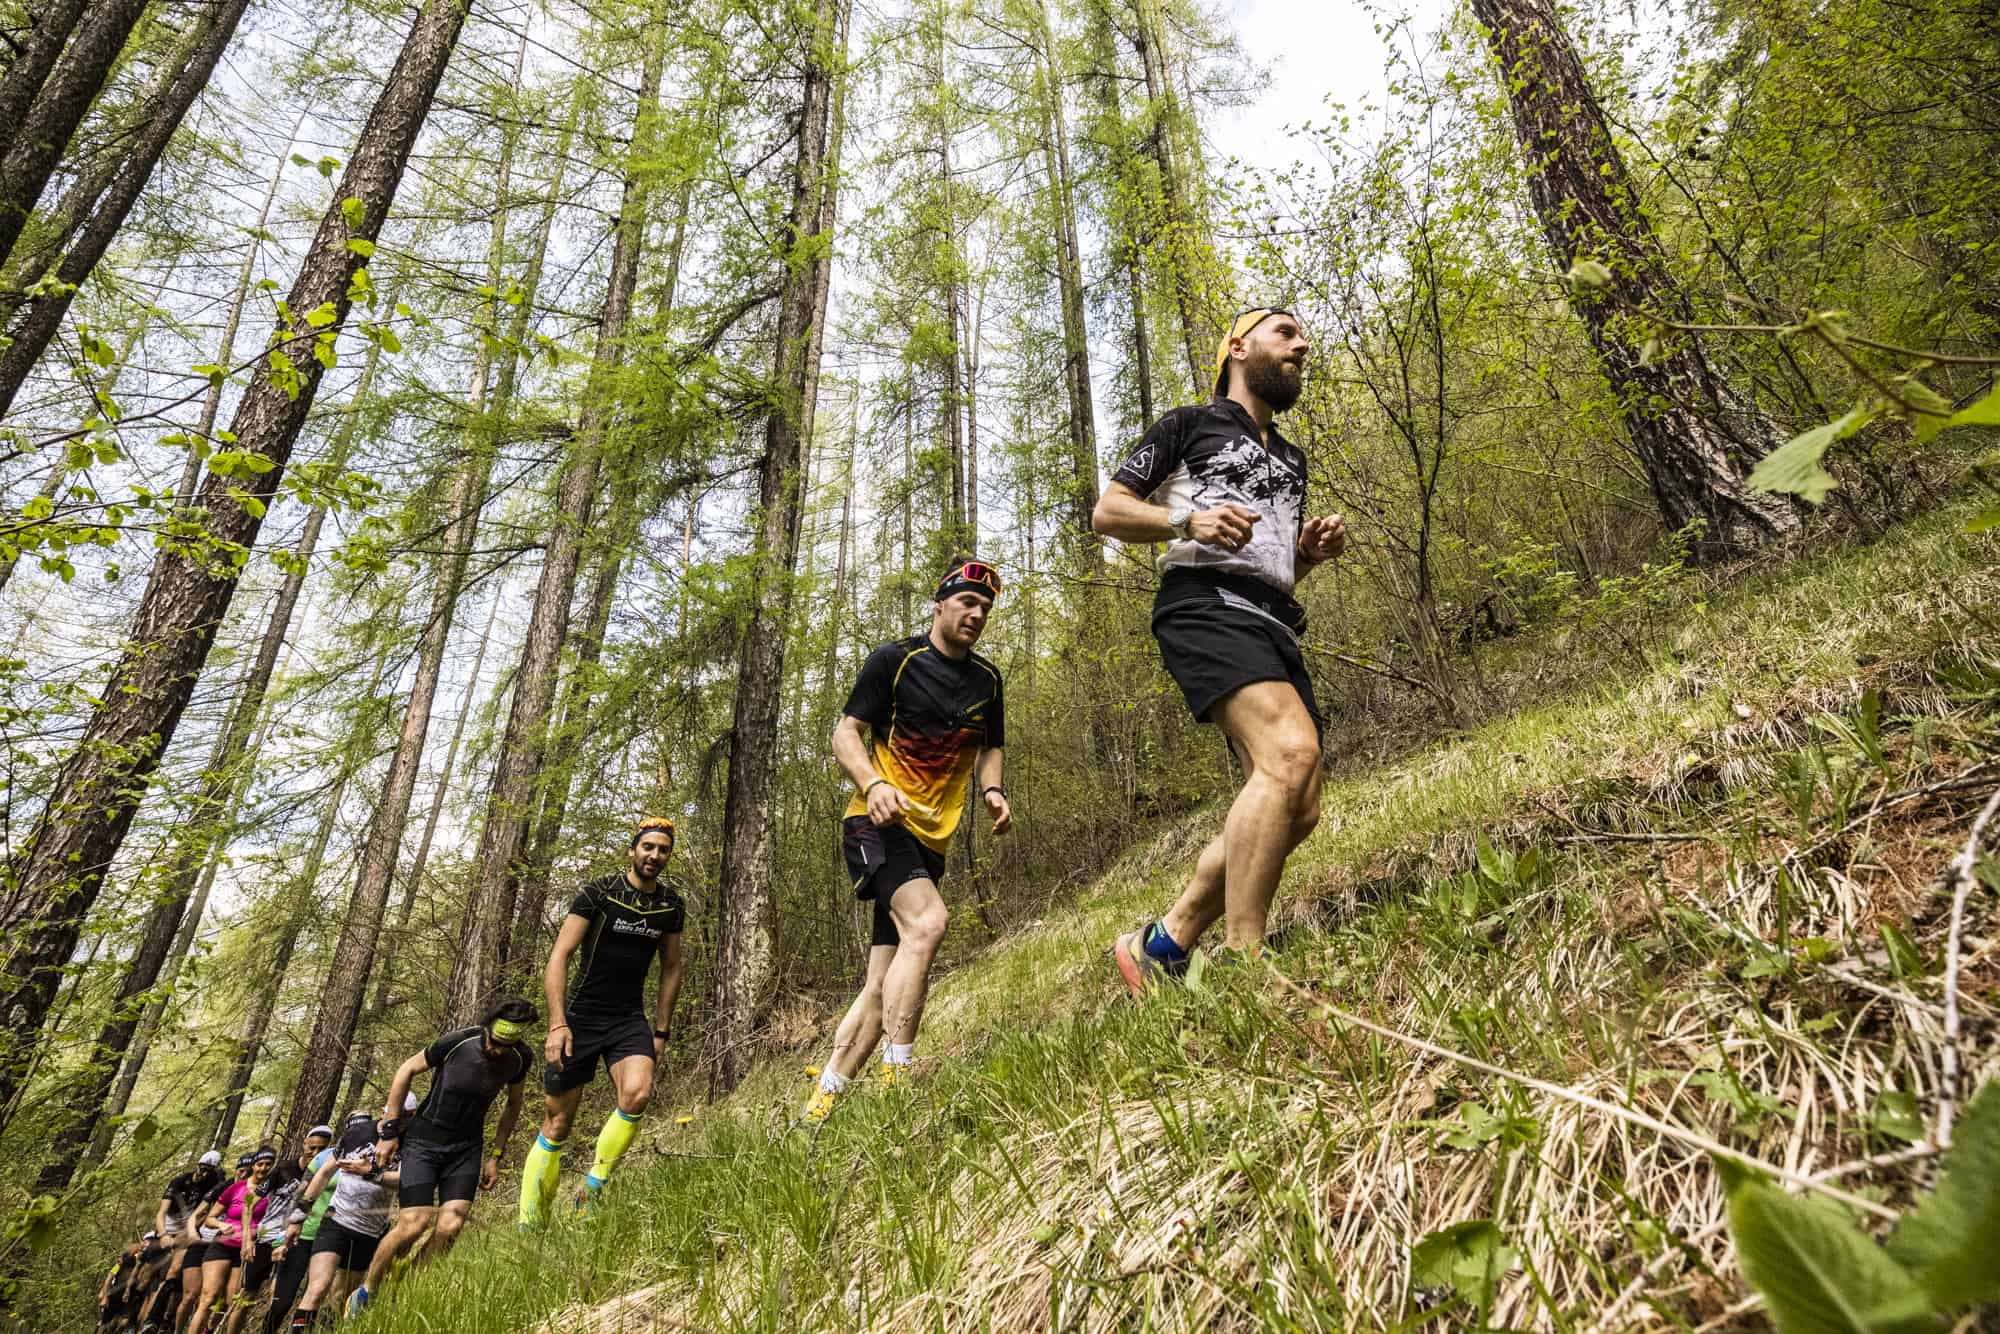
[
  {"x1": 161, "y1": 1168, "x2": 221, "y2": 1236},
  {"x1": 406, "y1": 1027, "x2": 532, "y2": 1149},
  {"x1": 840, "y1": 636, "x2": 1004, "y2": 854},
  {"x1": 564, "y1": 873, "x2": 686, "y2": 1021},
  {"x1": 1110, "y1": 397, "x2": 1308, "y2": 594}
]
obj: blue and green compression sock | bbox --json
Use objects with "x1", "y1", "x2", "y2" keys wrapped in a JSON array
[
  {"x1": 1143, "y1": 922, "x2": 1190, "y2": 965},
  {"x1": 586, "y1": 1108, "x2": 642, "y2": 1188},
  {"x1": 518, "y1": 1133, "x2": 564, "y2": 1225}
]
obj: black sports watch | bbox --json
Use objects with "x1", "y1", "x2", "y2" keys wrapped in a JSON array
[{"x1": 653, "y1": 1028, "x2": 671, "y2": 1040}]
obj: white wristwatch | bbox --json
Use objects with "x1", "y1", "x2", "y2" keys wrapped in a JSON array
[{"x1": 1167, "y1": 505, "x2": 1195, "y2": 540}]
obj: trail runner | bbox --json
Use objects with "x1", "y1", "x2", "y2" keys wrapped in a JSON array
[
  {"x1": 1094, "y1": 308, "x2": 1346, "y2": 989},
  {"x1": 150, "y1": 1148, "x2": 223, "y2": 1332},
  {"x1": 519, "y1": 819, "x2": 686, "y2": 1224},
  {"x1": 289, "y1": 1116, "x2": 398, "y2": 1330},
  {"x1": 186, "y1": 1149, "x2": 271, "y2": 1334},
  {"x1": 258, "y1": 1125, "x2": 333, "y2": 1334},
  {"x1": 347, "y1": 1000, "x2": 534, "y2": 1312},
  {"x1": 802, "y1": 558, "x2": 1011, "y2": 1122}
]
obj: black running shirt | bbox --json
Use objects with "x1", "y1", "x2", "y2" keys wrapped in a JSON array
[
  {"x1": 1111, "y1": 397, "x2": 1307, "y2": 594},
  {"x1": 160, "y1": 1169, "x2": 220, "y2": 1235},
  {"x1": 840, "y1": 636, "x2": 1005, "y2": 854},
  {"x1": 563, "y1": 874, "x2": 686, "y2": 1021},
  {"x1": 406, "y1": 1027, "x2": 531, "y2": 1148}
]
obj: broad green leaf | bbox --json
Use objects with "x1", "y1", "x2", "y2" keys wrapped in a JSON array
[
  {"x1": 304, "y1": 301, "x2": 338, "y2": 328},
  {"x1": 1946, "y1": 383, "x2": 2000, "y2": 429},
  {"x1": 1475, "y1": 835, "x2": 1511, "y2": 887},
  {"x1": 340, "y1": 196, "x2": 366, "y2": 228},
  {"x1": 1967, "y1": 506, "x2": 2000, "y2": 535},
  {"x1": 1886, "y1": 1080, "x2": 2000, "y2": 1307},
  {"x1": 1411, "y1": 1219, "x2": 1517, "y2": 1311},
  {"x1": 345, "y1": 237, "x2": 376, "y2": 258},
  {"x1": 1898, "y1": 380, "x2": 1953, "y2": 444},
  {"x1": 1718, "y1": 1158, "x2": 1934, "y2": 1333},
  {"x1": 1749, "y1": 405, "x2": 1877, "y2": 504},
  {"x1": 1878, "y1": 922, "x2": 1924, "y2": 979}
]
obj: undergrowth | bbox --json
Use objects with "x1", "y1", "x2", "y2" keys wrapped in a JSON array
[{"x1": 341, "y1": 504, "x2": 1997, "y2": 1331}]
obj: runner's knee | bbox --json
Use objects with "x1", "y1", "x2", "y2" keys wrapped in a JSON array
[
  {"x1": 432, "y1": 1211, "x2": 466, "y2": 1241},
  {"x1": 617, "y1": 1083, "x2": 652, "y2": 1115},
  {"x1": 900, "y1": 902, "x2": 948, "y2": 949},
  {"x1": 1264, "y1": 733, "x2": 1320, "y2": 797},
  {"x1": 543, "y1": 1107, "x2": 573, "y2": 1140}
]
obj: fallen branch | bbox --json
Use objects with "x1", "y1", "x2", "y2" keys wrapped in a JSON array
[{"x1": 1937, "y1": 784, "x2": 2000, "y2": 1149}]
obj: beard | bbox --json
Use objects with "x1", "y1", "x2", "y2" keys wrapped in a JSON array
[{"x1": 1243, "y1": 348, "x2": 1303, "y2": 412}]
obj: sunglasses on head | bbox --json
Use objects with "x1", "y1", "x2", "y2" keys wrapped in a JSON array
[{"x1": 949, "y1": 562, "x2": 1002, "y2": 596}]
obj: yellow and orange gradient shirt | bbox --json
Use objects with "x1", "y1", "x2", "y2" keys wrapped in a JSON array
[{"x1": 841, "y1": 635, "x2": 1005, "y2": 853}]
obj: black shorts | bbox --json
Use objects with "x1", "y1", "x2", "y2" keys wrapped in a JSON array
[
  {"x1": 544, "y1": 1011, "x2": 654, "y2": 1096},
  {"x1": 309, "y1": 1218, "x2": 382, "y2": 1272},
  {"x1": 1152, "y1": 572, "x2": 1323, "y2": 737},
  {"x1": 199, "y1": 1240, "x2": 240, "y2": 1267},
  {"x1": 842, "y1": 815, "x2": 946, "y2": 948},
  {"x1": 173, "y1": 1243, "x2": 205, "y2": 1276},
  {"x1": 397, "y1": 1137, "x2": 482, "y2": 1207},
  {"x1": 240, "y1": 1239, "x2": 278, "y2": 1291}
]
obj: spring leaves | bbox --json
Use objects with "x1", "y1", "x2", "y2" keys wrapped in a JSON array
[{"x1": 1720, "y1": 1080, "x2": 2000, "y2": 1333}]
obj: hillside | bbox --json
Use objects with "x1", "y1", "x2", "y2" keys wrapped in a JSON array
[{"x1": 329, "y1": 505, "x2": 1999, "y2": 1332}]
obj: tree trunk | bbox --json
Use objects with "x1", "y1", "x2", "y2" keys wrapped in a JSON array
[
  {"x1": 0, "y1": 8, "x2": 186, "y2": 323},
  {"x1": 442, "y1": 11, "x2": 667, "y2": 1026},
  {"x1": 342, "y1": 590, "x2": 500, "y2": 1113},
  {"x1": 1128, "y1": 0, "x2": 1206, "y2": 392},
  {"x1": 0, "y1": 0, "x2": 91, "y2": 140},
  {"x1": 30, "y1": 282, "x2": 396, "y2": 1177},
  {"x1": 1032, "y1": 0, "x2": 1100, "y2": 549},
  {"x1": 0, "y1": 0, "x2": 253, "y2": 419},
  {"x1": 707, "y1": 0, "x2": 846, "y2": 1097},
  {"x1": 1469, "y1": 0, "x2": 1800, "y2": 551},
  {"x1": 0, "y1": 0, "x2": 151, "y2": 276},
  {"x1": 203, "y1": 678, "x2": 373, "y2": 1153},
  {"x1": 287, "y1": 22, "x2": 579, "y2": 1150},
  {"x1": 176, "y1": 108, "x2": 309, "y2": 500},
  {"x1": 0, "y1": 0, "x2": 472, "y2": 1126}
]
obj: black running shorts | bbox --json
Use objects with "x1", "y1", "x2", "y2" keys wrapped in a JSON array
[
  {"x1": 1152, "y1": 573, "x2": 1323, "y2": 737},
  {"x1": 239, "y1": 1239, "x2": 278, "y2": 1292},
  {"x1": 842, "y1": 814, "x2": 946, "y2": 948},
  {"x1": 309, "y1": 1218, "x2": 382, "y2": 1272},
  {"x1": 543, "y1": 1011, "x2": 654, "y2": 1096},
  {"x1": 172, "y1": 1243, "x2": 204, "y2": 1276},
  {"x1": 396, "y1": 1136, "x2": 482, "y2": 1207},
  {"x1": 199, "y1": 1239, "x2": 240, "y2": 1267}
]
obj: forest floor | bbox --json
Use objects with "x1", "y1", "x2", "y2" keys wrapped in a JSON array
[{"x1": 349, "y1": 500, "x2": 1998, "y2": 1333}]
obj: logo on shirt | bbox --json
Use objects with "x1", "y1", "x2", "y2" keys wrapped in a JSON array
[{"x1": 611, "y1": 918, "x2": 663, "y2": 938}]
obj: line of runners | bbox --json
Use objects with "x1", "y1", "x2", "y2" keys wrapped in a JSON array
[{"x1": 98, "y1": 308, "x2": 1342, "y2": 1331}]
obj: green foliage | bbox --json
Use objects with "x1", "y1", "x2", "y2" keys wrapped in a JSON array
[
  {"x1": 1722, "y1": 1081, "x2": 2000, "y2": 1328},
  {"x1": 1410, "y1": 1219, "x2": 1518, "y2": 1313}
]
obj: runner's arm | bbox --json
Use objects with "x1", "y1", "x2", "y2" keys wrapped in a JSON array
[
  {"x1": 975, "y1": 748, "x2": 1010, "y2": 834},
  {"x1": 652, "y1": 931, "x2": 684, "y2": 1045},
  {"x1": 1292, "y1": 514, "x2": 1347, "y2": 585},
  {"x1": 544, "y1": 913, "x2": 589, "y2": 1044},
  {"x1": 379, "y1": 1050, "x2": 428, "y2": 1158},
  {"x1": 494, "y1": 1079, "x2": 527, "y2": 1165},
  {"x1": 302, "y1": 1158, "x2": 335, "y2": 1202},
  {"x1": 1091, "y1": 482, "x2": 1258, "y2": 549},
  {"x1": 833, "y1": 715, "x2": 908, "y2": 825},
  {"x1": 154, "y1": 1196, "x2": 171, "y2": 1238}
]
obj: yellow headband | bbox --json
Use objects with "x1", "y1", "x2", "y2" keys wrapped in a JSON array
[
  {"x1": 1212, "y1": 308, "x2": 1295, "y2": 397},
  {"x1": 489, "y1": 1019, "x2": 529, "y2": 1042},
  {"x1": 632, "y1": 817, "x2": 676, "y2": 846}
]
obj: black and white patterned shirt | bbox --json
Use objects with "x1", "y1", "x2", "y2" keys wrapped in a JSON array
[{"x1": 1110, "y1": 397, "x2": 1308, "y2": 595}]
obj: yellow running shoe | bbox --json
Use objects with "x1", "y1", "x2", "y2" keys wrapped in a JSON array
[{"x1": 802, "y1": 1088, "x2": 841, "y2": 1123}]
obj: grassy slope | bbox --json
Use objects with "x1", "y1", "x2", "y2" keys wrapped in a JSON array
[{"x1": 357, "y1": 506, "x2": 1998, "y2": 1333}]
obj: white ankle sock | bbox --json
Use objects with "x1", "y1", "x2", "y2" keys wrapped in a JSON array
[
  {"x1": 885, "y1": 1043, "x2": 914, "y2": 1066},
  {"x1": 819, "y1": 1069, "x2": 849, "y2": 1094}
]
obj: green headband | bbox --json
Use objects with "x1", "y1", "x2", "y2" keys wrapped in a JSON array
[{"x1": 489, "y1": 1019, "x2": 529, "y2": 1042}]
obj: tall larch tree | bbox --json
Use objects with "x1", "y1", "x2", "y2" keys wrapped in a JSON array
[{"x1": 0, "y1": 0, "x2": 474, "y2": 1119}]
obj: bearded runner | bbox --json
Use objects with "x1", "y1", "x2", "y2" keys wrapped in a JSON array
[
  {"x1": 519, "y1": 817, "x2": 687, "y2": 1224},
  {"x1": 1093, "y1": 308, "x2": 1347, "y2": 988}
]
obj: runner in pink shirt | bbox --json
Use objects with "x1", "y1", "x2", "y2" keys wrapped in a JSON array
[{"x1": 188, "y1": 1148, "x2": 274, "y2": 1334}]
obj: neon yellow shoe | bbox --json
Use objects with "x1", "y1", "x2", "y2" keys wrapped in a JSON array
[
  {"x1": 802, "y1": 1088, "x2": 841, "y2": 1123},
  {"x1": 877, "y1": 1062, "x2": 910, "y2": 1089}
]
